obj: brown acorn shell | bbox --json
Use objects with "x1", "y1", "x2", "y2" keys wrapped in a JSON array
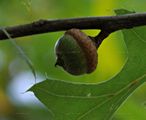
[{"x1": 65, "y1": 28, "x2": 98, "y2": 73}]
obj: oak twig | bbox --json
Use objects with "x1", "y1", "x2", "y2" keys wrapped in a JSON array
[{"x1": 0, "y1": 12, "x2": 146, "y2": 40}]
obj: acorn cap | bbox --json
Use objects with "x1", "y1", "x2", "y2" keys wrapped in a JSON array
[{"x1": 65, "y1": 28, "x2": 98, "y2": 73}]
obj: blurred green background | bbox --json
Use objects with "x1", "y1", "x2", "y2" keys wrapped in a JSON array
[{"x1": 0, "y1": 0, "x2": 146, "y2": 120}]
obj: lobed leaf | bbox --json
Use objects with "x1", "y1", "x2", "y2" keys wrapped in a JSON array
[{"x1": 28, "y1": 9, "x2": 146, "y2": 120}]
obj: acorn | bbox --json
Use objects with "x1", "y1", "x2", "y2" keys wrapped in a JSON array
[{"x1": 54, "y1": 28, "x2": 98, "y2": 75}]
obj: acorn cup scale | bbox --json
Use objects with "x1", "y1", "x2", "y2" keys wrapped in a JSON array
[{"x1": 54, "y1": 28, "x2": 98, "y2": 75}]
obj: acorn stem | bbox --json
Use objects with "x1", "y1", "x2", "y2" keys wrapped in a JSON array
[{"x1": 91, "y1": 30, "x2": 112, "y2": 49}]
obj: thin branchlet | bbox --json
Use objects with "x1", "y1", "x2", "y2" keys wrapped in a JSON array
[{"x1": 0, "y1": 12, "x2": 146, "y2": 41}]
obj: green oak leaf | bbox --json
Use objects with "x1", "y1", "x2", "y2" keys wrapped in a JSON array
[{"x1": 28, "y1": 9, "x2": 146, "y2": 120}]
